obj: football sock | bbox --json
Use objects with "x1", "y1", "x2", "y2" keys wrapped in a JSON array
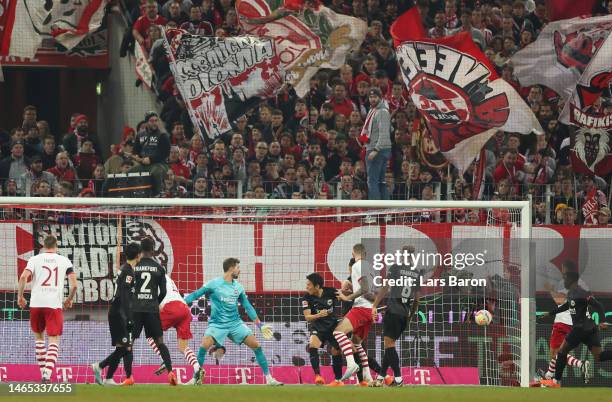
[
  {"x1": 35, "y1": 340, "x2": 46, "y2": 374},
  {"x1": 333, "y1": 331, "x2": 355, "y2": 366},
  {"x1": 198, "y1": 346, "x2": 207, "y2": 367},
  {"x1": 147, "y1": 337, "x2": 160, "y2": 355},
  {"x1": 253, "y1": 347, "x2": 270, "y2": 376},
  {"x1": 309, "y1": 348, "x2": 320, "y2": 375},
  {"x1": 354, "y1": 344, "x2": 371, "y2": 381},
  {"x1": 554, "y1": 352, "x2": 567, "y2": 381},
  {"x1": 332, "y1": 354, "x2": 343, "y2": 380},
  {"x1": 157, "y1": 342, "x2": 173, "y2": 372},
  {"x1": 123, "y1": 350, "x2": 133, "y2": 378},
  {"x1": 184, "y1": 347, "x2": 200, "y2": 370},
  {"x1": 43, "y1": 343, "x2": 59, "y2": 380}
]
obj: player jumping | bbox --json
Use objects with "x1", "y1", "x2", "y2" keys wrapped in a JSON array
[
  {"x1": 540, "y1": 260, "x2": 588, "y2": 383},
  {"x1": 148, "y1": 274, "x2": 203, "y2": 385},
  {"x1": 184, "y1": 257, "x2": 282, "y2": 385},
  {"x1": 92, "y1": 242, "x2": 141, "y2": 386},
  {"x1": 18, "y1": 235, "x2": 78, "y2": 383},
  {"x1": 302, "y1": 273, "x2": 344, "y2": 386},
  {"x1": 371, "y1": 245, "x2": 421, "y2": 387},
  {"x1": 334, "y1": 243, "x2": 375, "y2": 384},
  {"x1": 540, "y1": 270, "x2": 612, "y2": 387}
]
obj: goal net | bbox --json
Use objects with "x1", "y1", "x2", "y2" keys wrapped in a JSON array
[{"x1": 0, "y1": 198, "x2": 532, "y2": 386}]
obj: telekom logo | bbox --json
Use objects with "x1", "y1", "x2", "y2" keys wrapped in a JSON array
[
  {"x1": 413, "y1": 368, "x2": 431, "y2": 384},
  {"x1": 56, "y1": 367, "x2": 73, "y2": 382},
  {"x1": 173, "y1": 368, "x2": 187, "y2": 384},
  {"x1": 0, "y1": 366, "x2": 7, "y2": 382},
  {"x1": 234, "y1": 367, "x2": 252, "y2": 384}
]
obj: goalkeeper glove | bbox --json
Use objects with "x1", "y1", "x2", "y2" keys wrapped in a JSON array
[{"x1": 256, "y1": 322, "x2": 274, "y2": 340}]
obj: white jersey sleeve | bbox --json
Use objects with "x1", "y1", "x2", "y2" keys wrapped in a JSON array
[
  {"x1": 351, "y1": 260, "x2": 373, "y2": 308},
  {"x1": 160, "y1": 276, "x2": 185, "y2": 308},
  {"x1": 27, "y1": 252, "x2": 74, "y2": 309}
]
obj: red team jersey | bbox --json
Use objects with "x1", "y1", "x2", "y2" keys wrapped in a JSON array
[
  {"x1": 26, "y1": 252, "x2": 73, "y2": 335},
  {"x1": 159, "y1": 276, "x2": 193, "y2": 340}
]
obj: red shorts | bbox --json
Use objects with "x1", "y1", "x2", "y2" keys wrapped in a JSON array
[
  {"x1": 345, "y1": 307, "x2": 372, "y2": 340},
  {"x1": 30, "y1": 308, "x2": 63, "y2": 336},
  {"x1": 160, "y1": 301, "x2": 193, "y2": 340},
  {"x1": 550, "y1": 322, "x2": 572, "y2": 349}
]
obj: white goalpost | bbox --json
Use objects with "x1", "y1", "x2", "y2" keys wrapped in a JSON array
[{"x1": 0, "y1": 197, "x2": 533, "y2": 387}]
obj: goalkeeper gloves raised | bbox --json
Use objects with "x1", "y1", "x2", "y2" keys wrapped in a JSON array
[{"x1": 256, "y1": 322, "x2": 274, "y2": 340}]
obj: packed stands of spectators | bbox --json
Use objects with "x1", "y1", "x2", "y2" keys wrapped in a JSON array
[{"x1": 1, "y1": 0, "x2": 611, "y2": 226}]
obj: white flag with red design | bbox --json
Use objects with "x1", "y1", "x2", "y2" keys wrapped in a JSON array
[
  {"x1": 236, "y1": 0, "x2": 367, "y2": 97},
  {"x1": 0, "y1": 0, "x2": 108, "y2": 58},
  {"x1": 164, "y1": 29, "x2": 286, "y2": 138},
  {"x1": 391, "y1": 7, "x2": 542, "y2": 172},
  {"x1": 512, "y1": 15, "x2": 612, "y2": 176}
]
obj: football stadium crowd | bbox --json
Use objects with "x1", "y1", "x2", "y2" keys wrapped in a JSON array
[{"x1": 0, "y1": 0, "x2": 611, "y2": 226}]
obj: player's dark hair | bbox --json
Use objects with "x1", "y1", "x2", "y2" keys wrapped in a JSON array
[
  {"x1": 125, "y1": 242, "x2": 142, "y2": 260},
  {"x1": 348, "y1": 257, "x2": 356, "y2": 267},
  {"x1": 43, "y1": 235, "x2": 57, "y2": 249},
  {"x1": 141, "y1": 236, "x2": 155, "y2": 253},
  {"x1": 223, "y1": 257, "x2": 240, "y2": 272},
  {"x1": 564, "y1": 270, "x2": 579, "y2": 285},
  {"x1": 306, "y1": 273, "x2": 324, "y2": 288}
]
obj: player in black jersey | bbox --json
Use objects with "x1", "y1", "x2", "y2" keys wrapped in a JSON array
[
  {"x1": 132, "y1": 237, "x2": 177, "y2": 385},
  {"x1": 541, "y1": 270, "x2": 612, "y2": 387},
  {"x1": 302, "y1": 273, "x2": 343, "y2": 385},
  {"x1": 372, "y1": 245, "x2": 421, "y2": 387},
  {"x1": 92, "y1": 242, "x2": 141, "y2": 386}
]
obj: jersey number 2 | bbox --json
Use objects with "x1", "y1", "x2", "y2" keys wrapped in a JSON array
[
  {"x1": 140, "y1": 272, "x2": 152, "y2": 293},
  {"x1": 41, "y1": 266, "x2": 58, "y2": 287}
]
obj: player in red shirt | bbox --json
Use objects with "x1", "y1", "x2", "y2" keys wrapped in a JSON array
[
  {"x1": 133, "y1": 0, "x2": 168, "y2": 46},
  {"x1": 17, "y1": 235, "x2": 78, "y2": 383},
  {"x1": 333, "y1": 243, "x2": 375, "y2": 384},
  {"x1": 147, "y1": 275, "x2": 203, "y2": 385}
]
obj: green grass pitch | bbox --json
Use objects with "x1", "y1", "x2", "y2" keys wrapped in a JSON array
[{"x1": 8, "y1": 385, "x2": 611, "y2": 402}]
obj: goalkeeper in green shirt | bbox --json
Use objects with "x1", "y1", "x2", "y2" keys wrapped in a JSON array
[{"x1": 184, "y1": 257, "x2": 282, "y2": 385}]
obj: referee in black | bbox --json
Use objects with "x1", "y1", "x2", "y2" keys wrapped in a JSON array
[
  {"x1": 132, "y1": 237, "x2": 176, "y2": 385},
  {"x1": 92, "y1": 242, "x2": 141, "y2": 385}
]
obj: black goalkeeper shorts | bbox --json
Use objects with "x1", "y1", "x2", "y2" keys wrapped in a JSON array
[
  {"x1": 565, "y1": 326, "x2": 601, "y2": 349},
  {"x1": 132, "y1": 311, "x2": 163, "y2": 339},
  {"x1": 383, "y1": 312, "x2": 408, "y2": 340}
]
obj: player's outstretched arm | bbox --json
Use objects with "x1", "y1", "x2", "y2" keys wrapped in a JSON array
[
  {"x1": 63, "y1": 272, "x2": 78, "y2": 309},
  {"x1": 338, "y1": 276, "x2": 369, "y2": 302},
  {"x1": 184, "y1": 282, "x2": 213, "y2": 304},
  {"x1": 371, "y1": 284, "x2": 390, "y2": 321},
  {"x1": 587, "y1": 296, "x2": 606, "y2": 327},
  {"x1": 545, "y1": 301, "x2": 569, "y2": 317},
  {"x1": 17, "y1": 269, "x2": 32, "y2": 309}
]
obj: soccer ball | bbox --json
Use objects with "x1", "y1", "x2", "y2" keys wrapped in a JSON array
[{"x1": 474, "y1": 309, "x2": 493, "y2": 326}]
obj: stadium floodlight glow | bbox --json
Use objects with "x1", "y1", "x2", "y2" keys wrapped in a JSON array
[{"x1": 0, "y1": 197, "x2": 533, "y2": 387}]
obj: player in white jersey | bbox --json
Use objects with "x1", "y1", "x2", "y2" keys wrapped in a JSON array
[
  {"x1": 541, "y1": 261, "x2": 589, "y2": 383},
  {"x1": 147, "y1": 275, "x2": 203, "y2": 384},
  {"x1": 333, "y1": 243, "x2": 375, "y2": 384},
  {"x1": 17, "y1": 235, "x2": 78, "y2": 383}
]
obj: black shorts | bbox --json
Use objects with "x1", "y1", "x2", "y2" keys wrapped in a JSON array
[
  {"x1": 108, "y1": 312, "x2": 132, "y2": 347},
  {"x1": 310, "y1": 328, "x2": 339, "y2": 349},
  {"x1": 132, "y1": 311, "x2": 163, "y2": 339},
  {"x1": 565, "y1": 326, "x2": 601, "y2": 349},
  {"x1": 383, "y1": 311, "x2": 408, "y2": 340}
]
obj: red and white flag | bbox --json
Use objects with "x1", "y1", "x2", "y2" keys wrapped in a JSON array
[
  {"x1": 134, "y1": 41, "x2": 153, "y2": 90},
  {"x1": 512, "y1": 15, "x2": 612, "y2": 176},
  {"x1": 0, "y1": 0, "x2": 107, "y2": 58},
  {"x1": 164, "y1": 29, "x2": 286, "y2": 139},
  {"x1": 391, "y1": 7, "x2": 542, "y2": 172},
  {"x1": 236, "y1": 0, "x2": 366, "y2": 97},
  {"x1": 582, "y1": 187, "x2": 600, "y2": 225}
]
